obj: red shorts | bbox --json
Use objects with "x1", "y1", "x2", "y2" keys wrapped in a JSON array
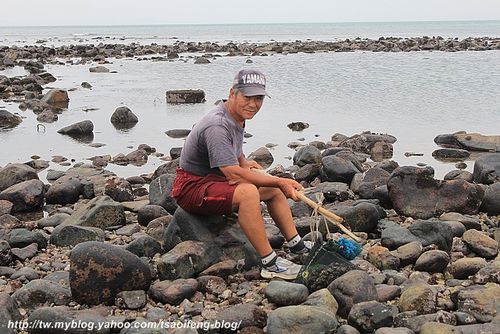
[{"x1": 170, "y1": 168, "x2": 237, "y2": 215}]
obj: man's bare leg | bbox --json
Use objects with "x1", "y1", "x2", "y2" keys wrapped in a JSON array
[{"x1": 259, "y1": 186, "x2": 299, "y2": 240}]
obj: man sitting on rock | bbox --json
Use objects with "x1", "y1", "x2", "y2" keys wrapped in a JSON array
[{"x1": 171, "y1": 69, "x2": 310, "y2": 280}]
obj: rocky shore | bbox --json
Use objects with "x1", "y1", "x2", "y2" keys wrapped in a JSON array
[{"x1": 1, "y1": 36, "x2": 499, "y2": 334}]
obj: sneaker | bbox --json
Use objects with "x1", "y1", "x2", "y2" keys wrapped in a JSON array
[
  {"x1": 292, "y1": 240, "x2": 314, "y2": 254},
  {"x1": 260, "y1": 257, "x2": 302, "y2": 280}
]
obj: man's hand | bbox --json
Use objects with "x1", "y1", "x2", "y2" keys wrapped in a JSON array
[
  {"x1": 277, "y1": 178, "x2": 304, "y2": 201},
  {"x1": 240, "y1": 159, "x2": 262, "y2": 170}
]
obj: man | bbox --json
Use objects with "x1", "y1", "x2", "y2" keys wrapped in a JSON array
[{"x1": 171, "y1": 69, "x2": 310, "y2": 280}]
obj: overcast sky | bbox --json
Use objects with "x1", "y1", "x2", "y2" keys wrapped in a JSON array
[{"x1": 2, "y1": 0, "x2": 499, "y2": 26}]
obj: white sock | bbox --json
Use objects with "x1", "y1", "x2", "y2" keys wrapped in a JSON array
[{"x1": 261, "y1": 251, "x2": 278, "y2": 267}]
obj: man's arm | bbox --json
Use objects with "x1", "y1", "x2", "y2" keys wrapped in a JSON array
[
  {"x1": 238, "y1": 154, "x2": 262, "y2": 170},
  {"x1": 219, "y1": 164, "x2": 303, "y2": 201}
]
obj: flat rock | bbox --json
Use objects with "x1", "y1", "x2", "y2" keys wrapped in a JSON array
[
  {"x1": 266, "y1": 305, "x2": 338, "y2": 334},
  {"x1": 264, "y1": 281, "x2": 309, "y2": 306}
]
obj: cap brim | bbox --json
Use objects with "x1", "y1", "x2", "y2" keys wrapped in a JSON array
[{"x1": 239, "y1": 86, "x2": 271, "y2": 98}]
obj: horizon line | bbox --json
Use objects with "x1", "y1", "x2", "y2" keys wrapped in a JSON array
[{"x1": 1, "y1": 19, "x2": 499, "y2": 29}]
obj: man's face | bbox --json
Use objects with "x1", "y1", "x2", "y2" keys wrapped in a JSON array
[{"x1": 227, "y1": 88, "x2": 264, "y2": 123}]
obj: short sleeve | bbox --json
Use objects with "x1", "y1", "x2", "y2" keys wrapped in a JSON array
[{"x1": 204, "y1": 125, "x2": 239, "y2": 168}]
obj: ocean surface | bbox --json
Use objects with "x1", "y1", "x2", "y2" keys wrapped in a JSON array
[{"x1": 1, "y1": 21, "x2": 500, "y2": 181}]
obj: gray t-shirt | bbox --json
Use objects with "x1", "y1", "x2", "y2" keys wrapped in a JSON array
[{"x1": 180, "y1": 102, "x2": 244, "y2": 176}]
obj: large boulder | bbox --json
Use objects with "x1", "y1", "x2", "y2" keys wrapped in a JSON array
[
  {"x1": 69, "y1": 241, "x2": 152, "y2": 305},
  {"x1": 0, "y1": 163, "x2": 39, "y2": 191},
  {"x1": 473, "y1": 153, "x2": 500, "y2": 184},
  {"x1": 480, "y1": 183, "x2": 500, "y2": 215},
  {"x1": 454, "y1": 132, "x2": 500, "y2": 151},
  {"x1": 45, "y1": 177, "x2": 84, "y2": 205},
  {"x1": 166, "y1": 89, "x2": 205, "y2": 104},
  {"x1": 0, "y1": 179, "x2": 45, "y2": 212},
  {"x1": 248, "y1": 147, "x2": 274, "y2": 169},
  {"x1": 149, "y1": 174, "x2": 177, "y2": 214},
  {"x1": 0, "y1": 293, "x2": 22, "y2": 334},
  {"x1": 110, "y1": 106, "x2": 138, "y2": 129},
  {"x1": 57, "y1": 120, "x2": 94, "y2": 135},
  {"x1": 358, "y1": 167, "x2": 391, "y2": 199},
  {"x1": 329, "y1": 201, "x2": 384, "y2": 233},
  {"x1": 11, "y1": 279, "x2": 71, "y2": 309},
  {"x1": 163, "y1": 208, "x2": 260, "y2": 269},
  {"x1": 27, "y1": 306, "x2": 109, "y2": 334},
  {"x1": 0, "y1": 110, "x2": 22, "y2": 129},
  {"x1": 320, "y1": 155, "x2": 361, "y2": 184},
  {"x1": 293, "y1": 145, "x2": 322, "y2": 167},
  {"x1": 266, "y1": 306, "x2": 337, "y2": 334},
  {"x1": 387, "y1": 166, "x2": 484, "y2": 219}
]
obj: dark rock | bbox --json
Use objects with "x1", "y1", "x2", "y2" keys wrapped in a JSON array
[
  {"x1": 69, "y1": 241, "x2": 152, "y2": 305},
  {"x1": 330, "y1": 201, "x2": 383, "y2": 233},
  {"x1": 213, "y1": 303, "x2": 267, "y2": 331},
  {"x1": 0, "y1": 214, "x2": 22, "y2": 230},
  {"x1": 387, "y1": 166, "x2": 484, "y2": 219},
  {"x1": 36, "y1": 213, "x2": 70, "y2": 228},
  {"x1": 358, "y1": 168, "x2": 391, "y2": 199},
  {"x1": 480, "y1": 183, "x2": 500, "y2": 215},
  {"x1": 432, "y1": 148, "x2": 470, "y2": 160},
  {"x1": 408, "y1": 220, "x2": 453, "y2": 251},
  {"x1": 169, "y1": 147, "x2": 182, "y2": 160},
  {"x1": 348, "y1": 300, "x2": 397, "y2": 332},
  {"x1": 27, "y1": 306, "x2": 109, "y2": 334},
  {"x1": 104, "y1": 177, "x2": 134, "y2": 202},
  {"x1": 125, "y1": 236, "x2": 161, "y2": 258},
  {"x1": 165, "y1": 129, "x2": 191, "y2": 138},
  {"x1": 12, "y1": 279, "x2": 71, "y2": 309},
  {"x1": 63, "y1": 195, "x2": 125, "y2": 229},
  {"x1": 0, "y1": 240, "x2": 12, "y2": 265},
  {"x1": 264, "y1": 281, "x2": 309, "y2": 306},
  {"x1": 293, "y1": 145, "x2": 322, "y2": 167},
  {"x1": 149, "y1": 174, "x2": 177, "y2": 214},
  {"x1": 376, "y1": 284, "x2": 402, "y2": 302},
  {"x1": 294, "y1": 163, "x2": 321, "y2": 183},
  {"x1": 45, "y1": 177, "x2": 83, "y2": 205},
  {"x1": 6, "y1": 228, "x2": 47, "y2": 249},
  {"x1": 327, "y1": 270, "x2": 378, "y2": 317},
  {"x1": 194, "y1": 57, "x2": 211, "y2": 64},
  {"x1": 457, "y1": 285, "x2": 500, "y2": 322},
  {"x1": 381, "y1": 226, "x2": 421, "y2": 250},
  {"x1": 115, "y1": 290, "x2": 147, "y2": 310},
  {"x1": 399, "y1": 283, "x2": 437, "y2": 314},
  {"x1": 197, "y1": 275, "x2": 227, "y2": 295},
  {"x1": 366, "y1": 245, "x2": 400, "y2": 270},
  {"x1": 287, "y1": 122, "x2": 309, "y2": 131},
  {"x1": 266, "y1": 305, "x2": 337, "y2": 334},
  {"x1": 448, "y1": 257, "x2": 487, "y2": 279},
  {"x1": 0, "y1": 110, "x2": 22, "y2": 128},
  {"x1": 247, "y1": 147, "x2": 274, "y2": 169},
  {"x1": 110, "y1": 106, "x2": 139, "y2": 128},
  {"x1": 0, "y1": 163, "x2": 39, "y2": 192},
  {"x1": 414, "y1": 250, "x2": 450, "y2": 273},
  {"x1": 148, "y1": 278, "x2": 198, "y2": 305},
  {"x1": 166, "y1": 89, "x2": 205, "y2": 104},
  {"x1": 36, "y1": 110, "x2": 58, "y2": 123},
  {"x1": 0, "y1": 199, "x2": 13, "y2": 215},
  {"x1": 11, "y1": 267, "x2": 39, "y2": 281},
  {"x1": 472, "y1": 153, "x2": 500, "y2": 184},
  {"x1": 434, "y1": 133, "x2": 463, "y2": 148},
  {"x1": 462, "y1": 229, "x2": 498, "y2": 259},
  {"x1": 11, "y1": 242, "x2": 38, "y2": 261},
  {"x1": 199, "y1": 259, "x2": 238, "y2": 277},
  {"x1": 89, "y1": 66, "x2": 109, "y2": 72},
  {"x1": 454, "y1": 132, "x2": 500, "y2": 151},
  {"x1": 157, "y1": 240, "x2": 222, "y2": 280},
  {"x1": 443, "y1": 170, "x2": 474, "y2": 182},
  {"x1": 320, "y1": 155, "x2": 361, "y2": 184},
  {"x1": 0, "y1": 292, "x2": 22, "y2": 334},
  {"x1": 50, "y1": 224, "x2": 105, "y2": 247},
  {"x1": 137, "y1": 205, "x2": 169, "y2": 226},
  {"x1": 57, "y1": 120, "x2": 94, "y2": 135}
]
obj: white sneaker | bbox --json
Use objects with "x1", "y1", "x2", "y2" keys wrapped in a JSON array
[{"x1": 260, "y1": 257, "x2": 302, "y2": 280}]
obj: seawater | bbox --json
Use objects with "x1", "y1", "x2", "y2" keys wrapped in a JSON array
[{"x1": 0, "y1": 21, "x2": 499, "y2": 180}]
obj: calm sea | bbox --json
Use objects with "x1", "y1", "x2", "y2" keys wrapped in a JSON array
[{"x1": 1, "y1": 21, "x2": 500, "y2": 180}]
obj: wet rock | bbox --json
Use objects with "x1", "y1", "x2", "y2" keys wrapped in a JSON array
[
  {"x1": 69, "y1": 241, "x2": 152, "y2": 305},
  {"x1": 148, "y1": 278, "x2": 198, "y2": 305},
  {"x1": 125, "y1": 236, "x2": 161, "y2": 258},
  {"x1": 266, "y1": 305, "x2": 338, "y2": 334},
  {"x1": 264, "y1": 281, "x2": 309, "y2": 306},
  {"x1": 165, "y1": 129, "x2": 191, "y2": 138},
  {"x1": 456, "y1": 284, "x2": 500, "y2": 322},
  {"x1": 462, "y1": 229, "x2": 498, "y2": 259},
  {"x1": 287, "y1": 121, "x2": 309, "y2": 131},
  {"x1": 166, "y1": 89, "x2": 205, "y2": 104},
  {"x1": 104, "y1": 177, "x2": 134, "y2": 202},
  {"x1": 327, "y1": 270, "x2": 378, "y2": 317},
  {"x1": 50, "y1": 224, "x2": 105, "y2": 247},
  {"x1": 448, "y1": 257, "x2": 487, "y2": 279},
  {"x1": 137, "y1": 205, "x2": 169, "y2": 226},
  {"x1": 480, "y1": 182, "x2": 500, "y2": 215},
  {"x1": 12, "y1": 279, "x2": 71, "y2": 309},
  {"x1": 432, "y1": 148, "x2": 470, "y2": 160},
  {"x1": 57, "y1": 120, "x2": 94, "y2": 135},
  {"x1": 81, "y1": 81, "x2": 92, "y2": 89},
  {"x1": 212, "y1": 303, "x2": 267, "y2": 331},
  {"x1": 399, "y1": 283, "x2": 437, "y2": 314},
  {"x1": 157, "y1": 240, "x2": 222, "y2": 280},
  {"x1": 110, "y1": 106, "x2": 139, "y2": 128},
  {"x1": 45, "y1": 177, "x2": 84, "y2": 205},
  {"x1": 320, "y1": 155, "x2": 361, "y2": 184},
  {"x1": 0, "y1": 109, "x2": 22, "y2": 128},
  {"x1": 41, "y1": 89, "x2": 69, "y2": 108},
  {"x1": 247, "y1": 147, "x2": 274, "y2": 169},
  {"x1": 348, "y1": 300, "x2": 397, "y2": 332},
  {"x1": 387, "y1": 166, "x2": 484, "y2": 219},
  {"x1": 149, "y1": 174, "x2": 177, "y2": 214},
  {"x1": 0, "y1": 163, "x2": 39, "y2": 192},
  {"x1": 414, "y1": 250, "x2": 450, "y2": 273},
  {"x1": 63, "y1": 195, "x2": 125, "y2": 229},
  {"x1": 89, "y1": 66, "x2": 110, "y2": 73},
  {"x1": 293, "y1": 145, "x2": 322, "y2": 167},
  {"x1": 472, "y1": 153, "x2": 500, "y2": 184}
]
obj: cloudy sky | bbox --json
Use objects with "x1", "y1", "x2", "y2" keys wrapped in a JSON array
[{"x1": 2, "y1": 0, "x2": 499, "y2": 26}]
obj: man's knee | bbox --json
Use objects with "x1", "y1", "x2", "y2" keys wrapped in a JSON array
[{"x1": 233, "y1": 183, "x2": 260, "y2": 204}]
